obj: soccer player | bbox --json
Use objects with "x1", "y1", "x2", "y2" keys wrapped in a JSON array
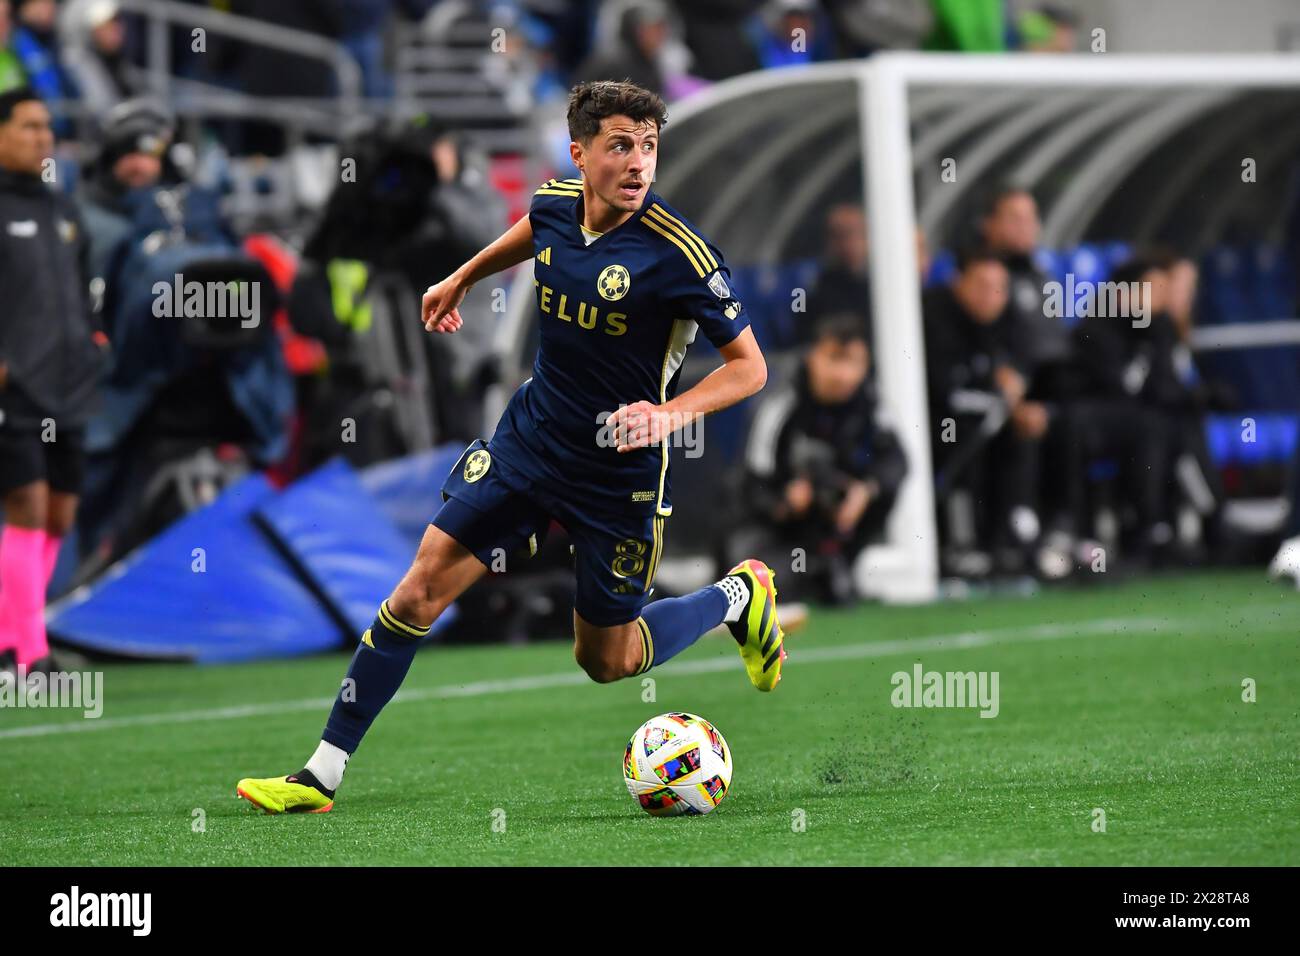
[{"x1": 235, "y1": 81, "x2": 787, "y2": 814}]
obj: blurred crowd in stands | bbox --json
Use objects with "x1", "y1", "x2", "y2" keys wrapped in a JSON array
[
  {"x1": 1, "y1": 0, "x2": 1083, "y2": 142},
  {"x1": 0, "y1": 0, "x2": 1296, "y2": 643}
]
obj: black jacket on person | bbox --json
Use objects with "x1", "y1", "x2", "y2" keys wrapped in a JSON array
[
  {"x1": 1072, "y1": 309, "x2": 1187, "y2": 409},
  {"x1": 744, "y1": 363, "x2": 908, "y2": 521},
  {"x1": 805, "y1": 264, "x2": 873, "y2": 346},
  {"x1": 0, "y1": 169, "x2": 103, "y2": 429},
  {"x1": 1000, "y1": 251, "x2": 1079, "y2": 401},
  {"x1": 922, "y1": 284, "x2": 1013, "y2": 424}
]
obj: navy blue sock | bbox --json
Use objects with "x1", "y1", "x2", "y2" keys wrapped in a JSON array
[
  {"x1": 322, "y1": 600, "x2": 429, "y2": 753},
  {"x1": 634, "y1": 585, "x2": 729, "y2": 674}
]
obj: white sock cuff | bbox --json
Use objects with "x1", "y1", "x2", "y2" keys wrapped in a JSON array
[
  {"x1": 715, "y1": 575, "x2": 749, "y2": 624},
  {"x1": 305, "y1": 740, "x2": 350, "y2": 792}
]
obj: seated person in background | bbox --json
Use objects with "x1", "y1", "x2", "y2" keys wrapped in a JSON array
[
  {"x1": 739, "y1": 314, "x2": 907, "y2": 603},
  {"x1": 980, "y1": 185, "x2": 1093, "y2": 560},
  {"x1": 800, "y1": 204, "x2": 930, "y2": 347},
  {"x1": 62, "y1": 0, "x2": 143, "y2": 115},
  {"x1": 804, "y1": 202, "x2": 873, "y2": 346},
  {"x1": 1139, "y1": 252, "x2": 1230, "y2": 558},
  {"x1": 979, "y1": 185, "x2": 1076, "y2": 399},
  {"x1": 1, "y1": 1, "x2": 27, "y2": 93},
  {"x1": 924, "y1": 245, "x2": 1047, "y2": 575},
  {"x1": 10, "y1": 0, "x2": 77, "y2": 135},
  {"x1": 1070, "y1": 257, "x2": 1174, "y2": 562},
  {"x1": 80, "y1": 98, "x2": 178, "y2": 315}
]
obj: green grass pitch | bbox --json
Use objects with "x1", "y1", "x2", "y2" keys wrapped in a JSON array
[{"x1": 2, "y1": 571, "x2": 1296, "y2": 865}]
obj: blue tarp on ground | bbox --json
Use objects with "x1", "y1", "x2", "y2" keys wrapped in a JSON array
[
  {"x1": 46, "y1": 451, "x2": 468, "y2": 662},
  {"x1": 47, "y1": 475, "x2": 345, "y2": 662},
  {"x1": 358, "y1": 442, "x2": 465, "y2": 551},
  {"x1": 256, "y1": 456, "x2": 458, "y2": 638}
]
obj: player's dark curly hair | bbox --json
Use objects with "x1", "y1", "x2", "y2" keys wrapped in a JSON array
[{"x1": 566, "y1": 81, "x2": 668, "y2": 144}]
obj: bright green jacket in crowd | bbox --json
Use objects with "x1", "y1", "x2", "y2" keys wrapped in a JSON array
[
  {"x1": 924, "y1": 0, "x2": 1007, "y2": 52},
  {"x1": 0, "y1": 48, "x2": 25, "y2": 92}
]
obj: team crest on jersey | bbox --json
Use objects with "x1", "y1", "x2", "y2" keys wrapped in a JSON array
[
  {"x1": 707, "y1": 270, "x2": 730, "y2": 299},
  {"x1": 724, "y1": 300, "x2": 742, "y2": 320},
  {"x1": 464, "y1": 449, "x2": 491, "y2": 483},
  {"x1": 597, "y1": 264, "x2": 630, "y2": 301}
]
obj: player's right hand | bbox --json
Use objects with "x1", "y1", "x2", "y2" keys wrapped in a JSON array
[{"x1": 421, "y1": 276, "x2": 467, "y2": 333}]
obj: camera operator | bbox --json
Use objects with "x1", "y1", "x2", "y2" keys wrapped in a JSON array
[{"x1": 739, "y1": 314, "x2": 907, "y2": 603}]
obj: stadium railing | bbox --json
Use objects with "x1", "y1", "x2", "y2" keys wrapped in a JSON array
[
  {"x1": 63, "y1": 0, "x2": 361, "y2": 122},
  {"x1": 57, "y1": 0, "x2": 534, "y2": 157}
]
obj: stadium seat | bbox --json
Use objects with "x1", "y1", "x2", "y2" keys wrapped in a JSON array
[
  {"x1": 1203, "y1": 246, "x2": 1254, "y2": 323},
  {"x1": 928, "y1": 248, "x2": 958, "y2": 287},
  {"x1": 1205, "y1": 413, "x2": 1300, "y2": 466},
  {"x1": 1102, "y1": 241, "x2": 1132, "y2": 273},
  {"x1": 1032, "y1": 247, "x2": 1065, "y2": 283},
  {"x1": 1247, "y1": 244, "x2": 1296, "y2": 319},
  {"x1": 1067, "y1": 244, "x2": 1107, "y2": 288}
]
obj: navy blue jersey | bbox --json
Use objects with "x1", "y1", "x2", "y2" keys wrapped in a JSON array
[{"x1": 488, "y1": 178, "x2": 750, "y2": 517}]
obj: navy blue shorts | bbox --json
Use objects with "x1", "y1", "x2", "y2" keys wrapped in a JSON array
[{"x1": 433, "y1": 439, "x2": 666, "y2": 627}]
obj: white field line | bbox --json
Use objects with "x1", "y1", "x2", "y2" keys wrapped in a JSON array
[{"x1": 0, "y1": 612, "x2": 1255, "y2": 741}]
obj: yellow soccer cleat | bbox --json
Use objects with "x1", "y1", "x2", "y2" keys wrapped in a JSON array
[
  {"x1": 236, "y1": 773, "x2": 334, "y2": 814},
  {"x1": 725, "y1": 558, "x2": 787, "y2": 691}
]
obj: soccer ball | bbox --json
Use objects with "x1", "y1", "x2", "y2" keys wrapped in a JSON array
[{"x1": 623, "y1": 712, "x2": 733, "y2": 816}]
